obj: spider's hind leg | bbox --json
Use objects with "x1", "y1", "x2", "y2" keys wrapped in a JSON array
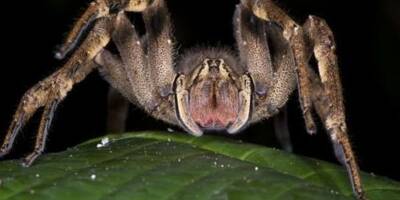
[
  {"x1": 240, "y1": 1, "x2": 366, "y2": 199},
  {"x1": 303, "y1": 16, "x2": 366, "y2": 200}
]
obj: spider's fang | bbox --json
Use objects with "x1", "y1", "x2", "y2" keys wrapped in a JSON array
[
  {"x1": 175, "y1": 75, "x2": 203, "y2": 136},
  {"x1": 227, "y1": 74, "x2": 253, "y2": 134}
]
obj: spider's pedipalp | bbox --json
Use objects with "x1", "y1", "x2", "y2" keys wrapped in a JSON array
[
  {"x1": 234, "y1": 4, "x2": 273, "y2": 96},
  {"x1": 234, "y1": 4, "x2": 296, "y2": 123},
  {"x1": 227, "y1": 74, "x2": 252, "y2": 134},
  {"x1": 143, "y1": 0, "x2": 176, "y2": 98}
]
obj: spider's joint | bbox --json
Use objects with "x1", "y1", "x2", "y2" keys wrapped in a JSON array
[
  {"x1": 56, "y1": 79, "x2": 74, "y2": 99},
  {"x1": 125, "y1": 0, "x2": 153, "y2": 12},
  {"x1": 251, "y1": 1, "x2": 270, "y2": 21},
  {"x1": 92, "y1": 0, "x2": 110, "y2": 16}
]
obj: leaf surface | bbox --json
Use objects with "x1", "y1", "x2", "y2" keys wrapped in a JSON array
[{"x1": 0, "y1": 132, "x2": 399, "y2": 200}]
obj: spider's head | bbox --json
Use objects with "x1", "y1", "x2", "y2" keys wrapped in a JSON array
[{"x1": 175, "y1": 49, "x2": 252, "y2": 136}]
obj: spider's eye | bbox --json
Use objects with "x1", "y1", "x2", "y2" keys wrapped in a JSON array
[
  {"x1": 215, "y1": 59, "x2": 222, "y2": 67},
  {"x1": 206, "y1": 59, "x2": 222, "y2": 68},
  {"x1": 206, "y1": 59, "x2": 213, "y2": 67}
]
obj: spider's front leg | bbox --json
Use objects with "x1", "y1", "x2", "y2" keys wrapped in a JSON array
[
  {"x1": 234, "y1": 4, "x2": 297, "y2": 150},
  {"x1": 96, "y1": 0, "x2": 179, "y2": 129},
  {"x1": 55, "y1": 0, "x2": 153, "y2": 60},
  {"x1": 0, "y1": 16, "x2": 114, "y2": 167}
]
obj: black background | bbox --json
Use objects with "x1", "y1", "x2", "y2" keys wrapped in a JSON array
[{"x1": 0, "y1": 0, "x2": 399, "y2": 181}]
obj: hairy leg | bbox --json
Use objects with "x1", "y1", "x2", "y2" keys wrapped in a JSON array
[
  {"x1": 142, "y1": 0, "x2": 176, "y2": 97},
  {"x1": 234, "y1": 4, "x2": 274, "y2": 95},
  {"x1": 235, "y1": 4, "x2": 296, "y2": 123},
  {"x1": 235, "y1": 5, "x2": 294, "y2": 151},
  {"x1": 95, "y1": 49, "x2": 131, "y2": 133},
  {"x1": 22, "y1": 101, "x2": 59, "y2": 167},
  {"x1": 0, "y1": 17, "x2": 113, "y2": 166},
  {"x1": 96, "y1": 49, "x2": 134, "y2": 100},
  {"x1": 242, "y1": 0, "x2": 317, "y2": 134},
  {"x1": 55, "y1": 0, "x2": 153, "y2": 59},
  {"x1": 141, "y1": 0, "x2": 178, "y2": 124},
  {"x1": 241, "y1": 1, "x2": 365, "y2": 199},
  {"x1": 55, "y1": 0, "x2": 174, "y2": 111},
  {"x1": 98, "y1": 5, "x2": 178, "y2": 127},
  {"x1": 303, "y1": 16, "x2": 365, "y2": 199}
]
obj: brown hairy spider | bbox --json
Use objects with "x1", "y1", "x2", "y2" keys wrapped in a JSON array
[{"x1": 0, "y1": 0, "x2": 366, "y2": 199}]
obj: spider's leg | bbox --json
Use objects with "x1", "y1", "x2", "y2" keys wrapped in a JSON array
[
  {"x1": 242, "y1": 0, "x2": 317, "y2": 135},
  {"x1": 55, "y1": 0, "x2": 109, "y2": 59},
  {"x1": 241, "y1": 1, "x2": 365, "y2": 199},
  {"x1": 303, "y1": 16, "x2": 366, "y2": 200},
  {"x1": 234, "y1": 4, "x2": 296, "y2": 122},
  {"x1": 141, "y1": 0, "x2": 203, "y2": 135},
  {"x1": 0, "y1": 17, "x2": 113, "y2": 166},
  {"x1": 95, "y1": 48, "x2": 131, "y2": 134},
  {"x1": 142, "y1": 0, "x2": 176, "y2": 98},
  {"x1": 265, "y1": 24, "x2": 297, "y2": 152},
  {"x1": 110, "y1": 12, "x2": 156, "y2": 111},
  {"x1": 55, "y1": 0, "x2": 153, "y2": 60},
  {"x1": 273, "y1": 106, "x2": 292, "y2": 152},
  {"x1": 142, "y1": 0, "x2": 187, "y2": 128},
  {"x1": 98, "y1": 9, "x2": 178, "y2": 129},
  {"x1": 235, "y1": 4, "x2": 295, "y2": 150},
  {"x1": 234, "y1": 4, "x2": 274, "y2": 95},
  {"x1": 22, "y1": 101, "x2": 59, "y2": 167},
  {"x1": 96, "y1": 49, "x2": 134, "y2": 100}
]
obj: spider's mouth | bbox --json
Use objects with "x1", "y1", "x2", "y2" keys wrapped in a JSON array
[
  {"x1": 175, "y1": 72, "x2": 253, "y2": 136},
  {"x1": 188, "y1": 79, "x2": 239, "y2": 131}
]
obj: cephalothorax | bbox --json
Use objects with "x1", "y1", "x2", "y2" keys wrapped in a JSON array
[{"x1": 0, "y1": 0, "x2": 366, "y2": 199}]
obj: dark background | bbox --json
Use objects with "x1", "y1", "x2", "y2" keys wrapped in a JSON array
[{"x1": 0, "y1": 0, "x2": 399, "y2": 181}]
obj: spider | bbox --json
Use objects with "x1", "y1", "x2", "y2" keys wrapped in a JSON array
[{"x1": 0, "y1": 0, "x2": 365, "y2": 199}]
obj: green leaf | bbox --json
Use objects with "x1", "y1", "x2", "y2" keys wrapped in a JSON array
[{"x1": 0, "y1": 131, "x2": 399, "y2": 200}]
